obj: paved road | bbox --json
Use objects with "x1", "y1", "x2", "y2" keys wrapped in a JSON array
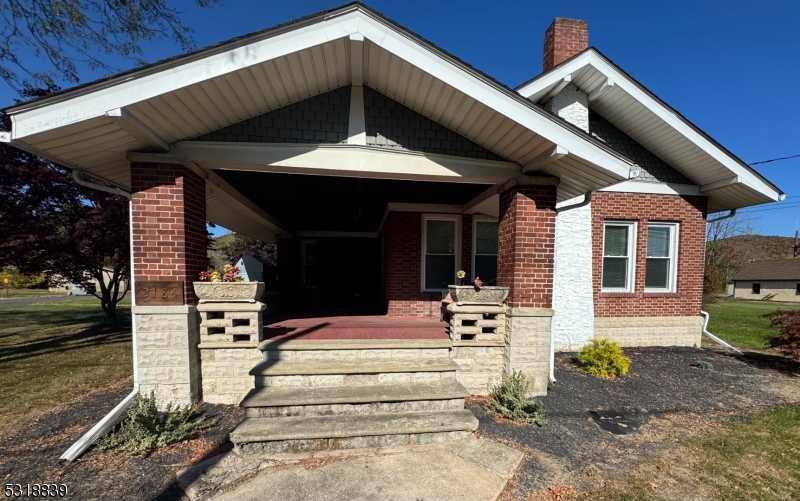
[{"x1": 0, "y1": 294, "x2": 97, "y2": 306}]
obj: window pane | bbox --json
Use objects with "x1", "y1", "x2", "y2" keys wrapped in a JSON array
[
  {"x1": 475, "y1": 221, "x2": 498, "y2": 255},
  {"x1": 474, "y1": 255, "x2": 498, "y2": 285},
  {"x1": 647, "y1": 227, "x2": 671, "y2": 258},
  {"x1": 604, "y1": 226, "x2": 629, "y2": 257},
  {"x1": 425, "y1": 255, "x2": 455, "y2": 289},
  {"x1": 304, "y1": 243, "x2": 317, "y2": 265},
  {"x1": 645, "y1": 258, "x2": 669, "y2": 288},
  {"x1": 602, "y1": 257, "x2": 628, "y2": 288},
  {"x1": 426, "y1": 220, "x2": 455, "y2": 254}
]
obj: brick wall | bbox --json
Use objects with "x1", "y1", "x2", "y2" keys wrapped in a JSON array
[
  {"x1": 382, "y1": 211, "x2": 443, "y2": 317},
  {"x1": 131, "y1": 163, "x2": 208, "y2": 304},
  {"x1": 543, "y1": 18, "x2": 588, "y2": 72},
  {"x1": 497, "y1": 185, "x2": 557, "y2": 308},
  {"x1": 591, "y1": 191, "x2": 708, "y2": 317}
]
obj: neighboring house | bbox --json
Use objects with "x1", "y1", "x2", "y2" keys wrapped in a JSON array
[
  {"x1": 3, "y1": 4, "x2": 784, "y2": 455},
  {"x1": 731, "y1": 260, "x2": 800, "y2": 302},
  {"x1": 48, "y1": 268, "x2": 128, "y2": 296},
  {"x1": 235, "y1": 254, "x2": 278, "y2": 290}
]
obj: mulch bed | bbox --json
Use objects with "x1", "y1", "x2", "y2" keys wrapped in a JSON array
[
  {"x1": 469, "y1": 346, "x2": 800, "y2": 499},
  {"x1": 0, "y1": 378, "x2": 243, "y2": 501}
]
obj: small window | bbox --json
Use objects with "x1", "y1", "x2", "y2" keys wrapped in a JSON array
[
  {"x1": 422, "y1": 215, "x2": 459, "y2": 291},
  {"x1": 752, "y1": 283, "x2": 761, "y2": 294},
  {"x1": 645, "y1": 223, "x2": 679, "y2": 292},
  {"x1": 601, "y1": 222, "x2": 636, "y2": 292},
  {"x1": 473, "y1": 218, "x2": 498, "y2": 286},
  {"x1": 796, "y1": 284, "x2": 800, "y2": 295},
  {"x1": 302, "y1": 241, "x2": 317, "y2": 288}
]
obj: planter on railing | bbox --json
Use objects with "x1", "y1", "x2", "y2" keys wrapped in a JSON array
[
  {"x1": 193, "y1": 281, "x2": 265, "y2": 302},
  {"x1": 448, "y1": 285, "x2": 509, "y2": 305}
]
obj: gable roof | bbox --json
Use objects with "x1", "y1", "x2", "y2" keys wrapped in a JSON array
[
  {"x1": 732, "y1": 259, "x2": 800, "y2": 282},
  {"x1": 516, "y1": 48, "x2": 783, "y2": 212}
]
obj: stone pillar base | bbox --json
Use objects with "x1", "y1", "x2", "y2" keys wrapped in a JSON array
[
  {"x1": 134, "y1": 305, "x2": 201, "y2": 407},
  {"x1": 198, "y1": 301, "x2": 267, "y2": 346},
  {"x1": 505, "y1": 307, "x2": 553, "y2": 396}
]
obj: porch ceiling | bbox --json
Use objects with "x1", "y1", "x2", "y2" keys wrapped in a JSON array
[{"x1": 215, "y1": 170, "x2": 492, "y2": 233}]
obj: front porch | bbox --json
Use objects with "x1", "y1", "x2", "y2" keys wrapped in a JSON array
[{"x1": 262, "y1": 311, "x2": 449, "y2": 341}]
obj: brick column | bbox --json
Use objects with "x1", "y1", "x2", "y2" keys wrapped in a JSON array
[
  {"x1": 497, "y1": 178, "x2": 558, "y2": 396},
  {"x1": 130, "y1": 162, "x2": 207, "y2": 406}
]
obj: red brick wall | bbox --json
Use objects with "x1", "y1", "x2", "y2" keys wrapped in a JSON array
[
  {"x1": 131, "y1": 162, "x2": 207, "y2": 304},
  {"x1": 382, "y1": 211, "x2": 444, "y2": 317},
  {"x1": 543, "y1": 18, "x2": 588, "y2": 72},
  {"x1": 591, "y1": 191, "x2": 708, "y2": 317},
  {"x1": 497, "y1": 185, "x2": 557, "y2": 308}
]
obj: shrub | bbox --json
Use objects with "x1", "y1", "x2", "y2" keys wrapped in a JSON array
[
  {"x1": 96, "y1": 392, "x2": 212, "y2": 455},
  {"x1": 763, "y1": 309, "x2": 800, "y2": 358},
  {"x1": 576, "y1": 339, "x2": 631, "y2": 378},
  {"x1": 488, "y1": 370, "x2": 546, "y2": 425}
]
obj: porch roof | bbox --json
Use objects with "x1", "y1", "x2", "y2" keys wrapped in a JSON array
[{"x1": 2, "y1": 3, "x2": 638, "y2": 243}]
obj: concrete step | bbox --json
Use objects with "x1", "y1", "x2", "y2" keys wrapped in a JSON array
[
  {"x1": 241, "y1": 380, "x2": 470, "y2": 417},
  {"x1": 258, "y1": 339, "x2": 452, "y2": 362},
  {"x1": 250, "y1": 358, "x2": 461, "y2": 388},
  {"x1": 231, "y1": 409, "x2": 479, "y2": 455}
]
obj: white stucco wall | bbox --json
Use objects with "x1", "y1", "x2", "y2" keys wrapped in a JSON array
[
  {"x1": 545, "y1": 84, "x2": 589, "y2": 133},
  {"x1": 552, "y1": 195, "x2": 595, "y2": 351}
]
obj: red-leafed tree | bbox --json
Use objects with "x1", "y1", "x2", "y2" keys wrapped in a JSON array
[
  {"x1": 0, "y1": 117, "x2": 129, "y2": 323},
  {"x1": 764, "y1": 310, "x2": 800, "y2": 359}
]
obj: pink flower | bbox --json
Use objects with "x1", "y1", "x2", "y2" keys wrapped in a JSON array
[
  {"x1": 474, "y1": 277, "x2": 483, "y2": 288},
  {"x1": 198, "y1": 270, "x2": 210, "y2": 281}
]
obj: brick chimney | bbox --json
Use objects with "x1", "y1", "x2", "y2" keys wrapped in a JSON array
[{"x1": 543, "y1": 18, "x2": 588, "y2": 72}]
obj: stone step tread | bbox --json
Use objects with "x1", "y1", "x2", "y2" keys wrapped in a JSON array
[
  {"x1": 258, "y1": 338, "x2": 452, "y2": 351},
  {"x1": 249, "y1": 358, "x2": 461, "y2": 376},
  {"x1": 230, "y1": 409, "x2": 478, "y2": 442},
  {"x1": 240, "y1": 380, "x2": 471, "y2": 408}
]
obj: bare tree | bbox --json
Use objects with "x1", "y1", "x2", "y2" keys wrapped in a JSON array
[{"x1": 705, "y1": 211, "x2": 755, "y2": 292}]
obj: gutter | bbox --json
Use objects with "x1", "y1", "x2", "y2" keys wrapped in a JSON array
[
  {"x1": 60, "y1": 170, "x2": 138, "y2": 462},
  {"x1": 700, "y1": 310, "x2": 743, "y2": 355}
]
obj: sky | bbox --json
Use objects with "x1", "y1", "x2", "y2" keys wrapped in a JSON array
[{"x1": 3, "y1": 0, "x2": 798, "y2": 237}]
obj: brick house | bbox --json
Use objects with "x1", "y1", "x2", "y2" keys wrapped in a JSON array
[{"x1": 3, "y1": 4, "x2": 783, "y2": 455}]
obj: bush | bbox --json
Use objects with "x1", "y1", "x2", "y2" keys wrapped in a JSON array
[
  {"x1": 763, "y1": 309, "x2": 800, "y2": 358},
  {"x1": 488, "y1": 370, "x2": 546, "y2": 425},
  {"x1": 96, "y1": 392, "x2": 212, "y2": 455},
  {"x1": 576, "y1": 339, "x2": 631, "y2": 378}
]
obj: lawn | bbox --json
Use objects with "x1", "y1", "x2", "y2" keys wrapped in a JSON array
[
  {"x1": 0, "y1": 289, "x2": 65, "y2": 299},
  {"x1": 704, "y1": 299, "x2": 800, "y2": 351},
  {"x1": 0, "y1": 297, "x2": 132, "y2": 429}
]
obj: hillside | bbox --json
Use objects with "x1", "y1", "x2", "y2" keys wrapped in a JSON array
[{"x1": 722, "y1": 235, "x2": 798, "y2": 262}]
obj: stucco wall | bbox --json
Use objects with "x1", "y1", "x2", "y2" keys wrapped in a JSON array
[
  {"x1": 545, "y1": 83, "x2": 589, "y2": 133},
  {"x1": 552, "y1": 196, "x2": 595, "y2": 351},
  {"x1": 733, "y1": 281, "x2": 800, "y2": 302}
]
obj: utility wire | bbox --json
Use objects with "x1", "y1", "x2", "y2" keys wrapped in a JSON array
[
  {"x1": 749, "y1": 154, "x2": 800, "y2": 165},
  {"x1": 738, "y1": 203, "x2": 800, "y2": 214}
]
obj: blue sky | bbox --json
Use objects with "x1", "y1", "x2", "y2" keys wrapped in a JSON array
[{"x1": 4, "y1": 0, "x2": 798, "y2": 237}]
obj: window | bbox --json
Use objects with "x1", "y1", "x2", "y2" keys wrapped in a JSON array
[
  {"x1": 302, "y1": 241, "x2": 317, "y2": 288},
  {"x1": 645, "y1": 223, "x2": 679, "y2": 292},
  {"x1": 752, "y1": 283, "x2": 761, "y2": 294},
  {"x1": 601, "y1": 222, "x2": 636, "y2": 292},
  {"x1": 422, "y1": 215, "x2": 459, "y2": 291},
  {"x1": 796, "y1": 284, "x2": 800, "y2": 295},
  {"x1": 473, "y1": 218, "x2": 498, "y2": 286}
]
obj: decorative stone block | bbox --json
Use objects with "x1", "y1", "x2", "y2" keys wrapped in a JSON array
[
  {"x1": 446, "y1": 304, "x2": 506, "y2": 342},
  {"x1": 197, "y1": 301, "x2": 267, "y2": 345}
]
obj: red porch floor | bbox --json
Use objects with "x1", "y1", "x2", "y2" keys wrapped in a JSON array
[{"x1": 262, "y1": 311, "x2": 449, "y2": 341}]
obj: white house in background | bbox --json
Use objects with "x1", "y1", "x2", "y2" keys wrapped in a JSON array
[
  {"x1": 236, "y1": 255, "x2": 277, "y2": 285},
  {"x1": 731, "y1": 259, "x2": 800, "y2": 302},
  {"x1": 48, "y1": 267, "x2": 128, "y2": 296}
]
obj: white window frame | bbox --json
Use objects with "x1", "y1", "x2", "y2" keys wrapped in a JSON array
[
  {"x1": 601, "y1": 221, "x2": 637, "y2": 293},
  {"x1": 301, "y1": 239, "x2": 317, "y2": 289},
  {"x1": 472, "y1": 215, "x2": 498, "y2": 284},
  {"x1": 644, "y1": 222, "x2": 679, "y2": 293},
  {"x1": 421, "y1": 214, "x2": 461, "y2": 292}
]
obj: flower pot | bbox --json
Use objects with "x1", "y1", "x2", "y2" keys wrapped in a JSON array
[
  {"x1": 448, "y1": 285, "x2": 509, "y2": 305},
  {"x1": 193, "y1": 281, "x2": 265, "y2": 302}
]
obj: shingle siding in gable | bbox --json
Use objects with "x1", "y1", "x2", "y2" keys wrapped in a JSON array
[
  {"x1": 191, "y1": 86, "x2": 351, "y2": 144},
  {"x1": 589, "y1": 111, "x2": 692, "y2": 184},
  {"x1": 363, "y1": 86, "x2": 504, "y2": 161}
]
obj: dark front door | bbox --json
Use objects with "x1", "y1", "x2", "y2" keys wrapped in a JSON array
[{"x1": 304, "y1": 237, "x2": 382, "y2": 312}]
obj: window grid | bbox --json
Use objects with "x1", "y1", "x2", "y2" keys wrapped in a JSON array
[
  {"x1": 421, "y1": 215, "x2": 460, "y2": 292},
  {"x1": 644, "y1": 223, "x2": 679, "y2": 293},
  {"x1": 601, "y1": 221, "x2": 636, "y2": 292}
]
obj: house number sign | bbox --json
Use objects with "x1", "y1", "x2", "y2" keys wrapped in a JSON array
[{"x1": 135, "y1": 281, "x2": 185, "y2": 305}]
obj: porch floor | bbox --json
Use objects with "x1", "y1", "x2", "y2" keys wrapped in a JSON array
[{"x1": 262, "y1": 311, "x2": 449, "y2": 341}]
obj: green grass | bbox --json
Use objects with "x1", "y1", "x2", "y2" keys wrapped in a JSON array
[
  {"x1": 704, "y1": 300, "x2": 800, "y2": 351},
  {"x1": 0, "y1": 297, "x2": 132, "y2": 429},
  {"x1": 0, "y1": 289, "x2": 64, "y2": 299}
]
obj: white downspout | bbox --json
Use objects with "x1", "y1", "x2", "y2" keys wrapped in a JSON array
[
  {"x1": 700, "y1": 310, "x2": 743, "y2": 355},
  {"x1": 61, "y1": 170, "x2": 138, "y2": 461}
]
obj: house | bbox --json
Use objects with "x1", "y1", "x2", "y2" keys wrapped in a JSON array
[
  {"x1": 235, "y1": 254, "x2": 278, "y2": 288},
  {"x1": 731, "y1": 259, "x2": 800, "y2": 302},
  {"x1": 3, "y1": 4, "x2": 783, "y2": 454},
  {"x1": 47, "y1": 267, "x2": 128, "y2": 296}
]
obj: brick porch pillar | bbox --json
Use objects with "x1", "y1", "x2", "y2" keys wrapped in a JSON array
[
  {"x1": 130, "y1": 162, "x2": 207, "y2": 406},
  {"x1": 497, "y1": 177, "x2": 558, "y2": 395}
]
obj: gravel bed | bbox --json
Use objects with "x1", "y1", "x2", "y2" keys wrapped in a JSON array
[{"x1": 468, "y1": 346, "x2": 800, "y2": 498}]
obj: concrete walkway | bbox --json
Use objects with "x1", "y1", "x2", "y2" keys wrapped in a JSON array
[{"x1": 178, "y1": 438, "x2": 523, "y2": 501}]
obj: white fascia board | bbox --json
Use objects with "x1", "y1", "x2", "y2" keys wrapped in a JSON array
[
  {"x1": 9, "y1": 11, "x2": 362, "y2": 139},
  {"x1": 171, "y1": 142, "x2": 520, "y2": 184},
  {"x1": 599, "y1": 180, "x2": 703, "y2": 196},
  {"x1": 516, "y1": 52, "x2": 593, "y2": 99}
]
